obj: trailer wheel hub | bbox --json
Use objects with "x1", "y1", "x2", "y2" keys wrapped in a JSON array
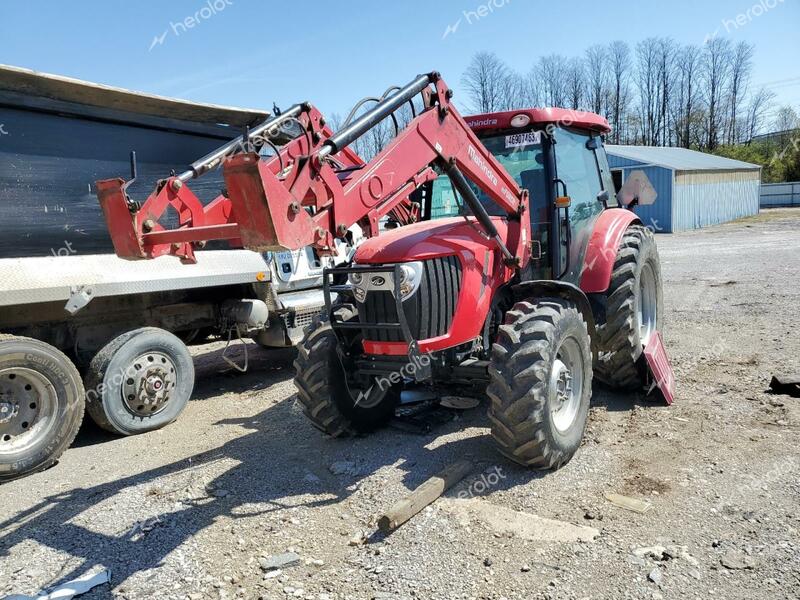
[
  {"x1": 0, "y1": 367, "x2": 57, "y2": 452},
  {"x1": 122, "y1": 352, "x2": 176, "y2": 417}
]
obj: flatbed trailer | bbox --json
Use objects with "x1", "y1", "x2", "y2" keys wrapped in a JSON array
[{"x1": 0, "y1": 65, "x2": 351, "y2": 481}]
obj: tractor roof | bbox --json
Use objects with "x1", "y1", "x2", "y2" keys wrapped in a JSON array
[{"x1": 465, "y1": 108, "x2": 611, "y2": 135}]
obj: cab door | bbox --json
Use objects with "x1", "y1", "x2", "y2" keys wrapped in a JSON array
[{"x1": 550, "y1": 127, "x2": 608, "y2": 284}]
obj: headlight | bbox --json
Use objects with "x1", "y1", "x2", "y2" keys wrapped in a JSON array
[
  {"x1": 398, "y1": 261, "x2": 423, "y2": 300},
  {"x1": 349, "y1": 272, "x2": 364, "y2": 285}
]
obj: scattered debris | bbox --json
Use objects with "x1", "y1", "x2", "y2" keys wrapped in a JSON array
[
  {"x1": 520, "y1": 564, "x2": 531, "y2": 572},
  {"x1": 329, "y1": 460, "x2": 359, "y2": 476},
  {"x1": 259, "y1": 552, "x2": 301, "y2": 572},
  {"x1": 439, "y1": 396, "x2": 480, "y2": 410},
  {"x1": 126, "y1": 516, "x2": 163, "y2": 540},
  {"x1": 378, "y1": 460, "x2": 473, "y2": 532},
  {"x1": 720, "y1": 551, "x2": 756, "y2": 570},
  {"x1": 604, "y1": 492, "x2": 652, "y2": 514},
  {"x1": 390, "y1": 401, "x2": 457, "y2": 434},
  {"x1": 440, "y1": 498, "x2": 599, "y2": 543},
  {"x1": 348, "y1": 531, "x2": 368, "y2": 546},
  {"x1": 769, "y1": 374, "x2": 800, "y2": 398},
  {"x1": 4, "y1": 566, "x2": 110, "y2": 600},
  {"x1": 647, "y1": 567, "x2": 663, "y2": 585},
  {"x1": 633, "y1": 545, "x2": 698, "y2": 566},
  {"x1": 205, "y1": 484, "x2": 230, "y2": 498}
]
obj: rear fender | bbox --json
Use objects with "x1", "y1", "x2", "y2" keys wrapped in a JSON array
[
  {"x1": 579, "y1": 208, "x2": 641, "y2": 294},
  {"x1": 511, "y1": 280, "x2": 597, "y2": 354}
]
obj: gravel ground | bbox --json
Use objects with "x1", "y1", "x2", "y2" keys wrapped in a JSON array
[{"x1": 1, "y1": 208, "x2": 799, "y2": 600}]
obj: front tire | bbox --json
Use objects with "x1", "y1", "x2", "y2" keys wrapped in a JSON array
[
  {"x1": 594, "y1": 225, "x2": 663, "y2": 389},
  {"x1": 293, "y1": 305, "x2": 397, "y2": 436},
  {"x1": 0, "y1": 335, "x2": 85, "y2": 481},
  {"x1": 84, "y1": 328, "x2": 194, "y2": 435},
  {"x1": 487, "y1": 299, "x2": 592, "y2": 470}
]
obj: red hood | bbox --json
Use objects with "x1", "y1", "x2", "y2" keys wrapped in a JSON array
[{"x1": 354, "y1": 217, "x2": 507, "y2": 263}]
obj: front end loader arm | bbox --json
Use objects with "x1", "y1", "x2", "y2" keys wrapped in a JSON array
[
  {"x1": 97, "y1": 73, "x2": 528, "y2": 266},
  {"x1": 223, "y1": 73, "x2": 530, "y2": 265}
]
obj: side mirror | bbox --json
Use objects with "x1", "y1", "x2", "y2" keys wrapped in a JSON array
[{"x1": 585, "y1": 137, "x2": 601, "y2": 150}]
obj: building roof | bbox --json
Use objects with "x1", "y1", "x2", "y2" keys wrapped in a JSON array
[
  {"x1": 0, "y1": 64, "x2": 269, "y2": 127},
  {"x1": 606, "y1": 145, "x2": 761, "y2": 172}
]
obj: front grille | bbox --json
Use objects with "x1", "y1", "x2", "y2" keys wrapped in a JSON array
[{"x1": 358, "y1": 256, "x2": 462, "y2": 342}]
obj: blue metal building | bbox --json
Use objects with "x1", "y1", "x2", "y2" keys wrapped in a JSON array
[{"x1": 606, "y1": 145, "x2": 762, "y2": 233}]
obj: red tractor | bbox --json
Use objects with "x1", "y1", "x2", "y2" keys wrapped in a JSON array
[{"x1": 97, "y1": 72, "x2": 674, "y2": 469}]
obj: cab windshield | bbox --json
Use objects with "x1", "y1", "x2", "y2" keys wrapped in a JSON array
[{"x1": 429, "y1": 131, "x2": 546, "y2": 219}]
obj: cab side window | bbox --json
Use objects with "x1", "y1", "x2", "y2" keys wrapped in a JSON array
[{"x1": 553, "y1": 128, "x2": 604, "y2": 232}]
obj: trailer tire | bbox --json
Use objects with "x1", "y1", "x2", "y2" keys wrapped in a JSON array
[
  {"x1": 293, "y1": 306, "x2": 397, "y2": 436},
  {"x1": 487, "y1": 299, "x2": 592, "y2": 470},
  {"x1": 84, "y1": 328, "x2": 194, "y2": 436},
  {"x1": 594, "y1": 225, "x2": 663, "y2": 390},
  {"x1": 0, "y1": 335, "x2": 85, "y2": 482}
]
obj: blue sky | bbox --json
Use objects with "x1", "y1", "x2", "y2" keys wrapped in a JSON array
[{"x1": 1, "y1": 0, "x2": 798, "y2": 119}]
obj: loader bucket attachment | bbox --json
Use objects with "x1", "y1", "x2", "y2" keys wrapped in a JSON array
[
  {"x1": 223, "y1": 153, "x2": 317, "y2": 252},
  {"x1": 96, "y1": 178, "x2": 145, "y2": 259}
]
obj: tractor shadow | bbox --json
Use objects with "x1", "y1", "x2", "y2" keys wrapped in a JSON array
[
  {"x1": 0, "y1": 349, "x2": 532, "y2": 594},
  {"x1": 2, "y1": 344, "x2": 644, "y2": 592}
]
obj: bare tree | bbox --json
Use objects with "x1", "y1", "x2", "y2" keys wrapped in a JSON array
[
  {"x1": 727, "y1": 41, "x2": 755, "y2": 144},
  {"x1": 537, "y1": 54, "x2": 569, "y2": 107},
  {"x1": 459, "y1": 35, "x2": 763, "y2": 150},
  {"x1": 497, "y1": 71, "x2": 527, "y2": 110},
  {"x1": 744, "y1": 88, "x2": 775, "y2": 140},
  {"x1": 672, "y1": 45, "x2": 701, "y2": 147},
  {"x1": 461, "y1": 51, "x2": 510, "y2": 113},
  {"x1": 636, "y1": 38, "x2": 661, "y2": 145},
  {"x1": 607, "y1": 41, "x2": 631, "y2": 144},
  {"x1": 584, "y1": 45, "x2": 608, "y2": 115},
  {"x1": 656, "y1": 38, "x2": 676, "y2": 145},
  {"x1": 773, "y1": 105, "x2": 800, "y2": 132},
  {"x1": 521, "y1": 68, "x2": 543, "y2": 107},
  {"x1": 565, "y1": 57, "x2": 585, "y2": 110},
  {"x1": 701, "y1": 37, "x2": 732, "y2": 149}
]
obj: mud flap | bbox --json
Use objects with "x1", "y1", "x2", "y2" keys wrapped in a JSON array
[{"x1": 643, "y1": 332, "x2": 675, "y2": 405}]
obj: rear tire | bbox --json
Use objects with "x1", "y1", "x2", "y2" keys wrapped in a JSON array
[
  {"x1": 0, "y1": 335, "x2": 84, "y2": 481},
  {"x1": 293, "y1": 305, "x2": 397, "y2": 436},
  {"x1": 487, "y1": 299, "x2": 592, "y2": 470},
  {"x1": 84, "y1": 328, "x2": 194, "y2": 435},
  {"x1": 594, "y1": 225, "x2": 663, "y2": 390}
]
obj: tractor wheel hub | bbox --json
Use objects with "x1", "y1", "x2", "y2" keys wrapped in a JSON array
[{"x1": 549, "y1": 337, "x2": 585, "y2": 433}]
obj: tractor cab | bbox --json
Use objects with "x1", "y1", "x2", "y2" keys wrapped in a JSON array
[{"x1": 429, "y1": 108, "x2": 616, "y2": 283}]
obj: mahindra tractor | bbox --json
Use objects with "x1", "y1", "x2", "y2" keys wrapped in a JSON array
[{"x1": 95, "y1": 72, "x2": 674, "y2": 469}]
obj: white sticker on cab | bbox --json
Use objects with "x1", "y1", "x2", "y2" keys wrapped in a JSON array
[{"x1": 505, "y1": 131, "x2": 541, "y2": 148}]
